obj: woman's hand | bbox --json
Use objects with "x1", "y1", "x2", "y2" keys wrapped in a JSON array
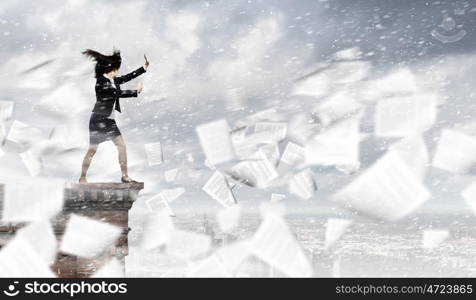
[
  {"x1": 137, "y1": 82, "x2": 144, "y2": 94},
  {"x1": 144, "y1": 54, "x2": 150, "y2": 69}
]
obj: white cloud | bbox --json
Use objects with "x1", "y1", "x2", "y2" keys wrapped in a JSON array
[{"x1": 207, "y1": 17, "x2": 283, "y2": 88}]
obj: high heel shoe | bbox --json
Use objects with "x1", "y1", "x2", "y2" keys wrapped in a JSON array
[{"x1": 121, "y1": 176, "x2": 139, "y2": 183}]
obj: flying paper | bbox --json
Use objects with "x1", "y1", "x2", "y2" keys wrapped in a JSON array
[
  {"x1": 334, "y1": 152, "x2": 430, "y2": 221},
  {"x1": 196, "y1": 119, "x2": 235, "y2": 165},
  {"x1": 60, "y1": 214, "x2": 122, "y2": 259}
]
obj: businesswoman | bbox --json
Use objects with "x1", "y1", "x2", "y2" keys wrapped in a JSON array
[{"x1": 79, "y1": 49, "x2": 149, "y2": 183}]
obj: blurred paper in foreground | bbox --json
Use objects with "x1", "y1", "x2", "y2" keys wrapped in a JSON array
[
  {"x1": 334, "y1": 152, "x2": 430, "y2": 221},
  {"x1": 432, "y1": 129, "x2": 476, "y2": 174},
  {"x1": 375, "y1": 94, "x2": 437, "y2": 137},
  {"x1": 60, "y1": 214, "x2": 122, "y2": 259},
  {"x1": 305, "y1": 116, "x2": 360, "y2": 166},
  {"x1": 202, "y1": 171, "x2": 236, "y2": 207},
  {"x1": 0, "y1": 235, "x2": 55, "y2": 277},
  {"x1": 196, "y1": 119, "x2": 235, "y2": 165},
  {"x1": 324, "y1": 218, "x2": 352, "y2": 251},
  {"x1": 250, "y1": 215, "x2": 312, "y2": 277},
  {"x1": 2, "y1": 178, "x2": 64, "y2": 222}
]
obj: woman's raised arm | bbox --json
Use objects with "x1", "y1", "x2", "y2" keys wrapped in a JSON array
[{"x1": 114, "y1": 54, "x2": 150, "y2": 84}]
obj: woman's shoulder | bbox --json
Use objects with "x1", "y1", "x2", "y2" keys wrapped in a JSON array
[
  {"x1": 96, "y1": 76, "x2": 109, "y2": 82},
  {"x1": 95, "y1": 76, "x2": 110, "y2": 86}
]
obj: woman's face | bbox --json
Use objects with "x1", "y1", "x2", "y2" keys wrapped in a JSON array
[{"x1": 111, "y1": 68, "x2": 120, "y2": 77}]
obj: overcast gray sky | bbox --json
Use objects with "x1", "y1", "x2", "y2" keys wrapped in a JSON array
[{"x1": 1, "y1": 0, "x2": 476, "y2": 213}]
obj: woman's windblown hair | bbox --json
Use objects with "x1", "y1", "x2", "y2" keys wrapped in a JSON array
[{"x1": 82, "y1": 49, "x2": 122, "y2": 78}]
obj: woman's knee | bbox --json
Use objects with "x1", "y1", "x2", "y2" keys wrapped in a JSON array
[
  {"x1": 116, "y1": 143, "x2": 126, "y2": 152},
  {"x1": 88, "y1": 145, "x2": 98, "y2": 154}
]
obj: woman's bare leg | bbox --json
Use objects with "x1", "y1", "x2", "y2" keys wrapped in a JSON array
[
  {"x1": 112, "y1": 135, "x2": 130, "y2": 179},
  {"x1": 79, "y1": 144, "x2": 98, "y2": 183}
]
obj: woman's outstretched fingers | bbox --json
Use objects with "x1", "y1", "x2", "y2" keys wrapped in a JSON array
[
  {"x1": 137, "y1": 82, "x2": 143, "y2": 94},
  {"x1": 144, "y1": 54, "x2": 149, "y2": 68}
]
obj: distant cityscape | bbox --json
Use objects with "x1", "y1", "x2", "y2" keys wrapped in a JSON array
[{"x1": 126, "y1": 212, "x2": 476, "y2": 277}]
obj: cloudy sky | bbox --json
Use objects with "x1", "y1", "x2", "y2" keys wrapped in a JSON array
[{"x1": 1, "y1": 0, "x2": 476, "y2": 214}]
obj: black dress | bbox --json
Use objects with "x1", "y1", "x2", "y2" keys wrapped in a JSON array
[
  {"x1": 89, "y1": 112, "x2": 122, "y2": 145},
  {"x1": 88, "y1": 67, "x2": 146, "y2": 145}
]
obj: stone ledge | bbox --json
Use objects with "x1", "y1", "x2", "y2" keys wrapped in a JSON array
[
  {"x1": 67, "y1": 182, "x2": 144, "y2": 190},
  {"x1": 0, "y1": 181, "x2": 144, "y2": 277}
]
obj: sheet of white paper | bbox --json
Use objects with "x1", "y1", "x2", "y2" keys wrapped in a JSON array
[
  {"x1": 2, "y1": 177, "x2": 64, "y2": 222},
  {"x1": 0, "y1": 235, "x2": 56, "y2": 277},
  {"x1": 20, "y1": 149, "x2": 42, "y2": 176},
  {"x1": 375, "y1": 94, "x2": 437, "y2": 137},
  {"x1": 60, "y1": 214, "x2": 122, "y2": 259},
  {"x1": 140, "y1": 212, "x2": 175, "y2": 250},
  {"x1": 224, "y1": 88, "x2": 245, "y2": 111},
  {"x1": 288, "y1": 169, "x2": 317, "y2": 200},
  {"x1": 432, "y1": 129, "x2": 476, "y2": 173},
  {"x1": 389, "y1": 135, "x2": 429, "y2": 180},
  {"x1": 144, "y1": 193, "x2": 175, "y2": 216},
  {"x1": 292, "y1": 69, "x2": 331, "y2": 98},
  {"x1": 280, "y1": 142, "x2": 306, "y2": 166},
  {"x1": 259, "y1": 143, "x2": 280, "y2": 166},
  {"x1": 92, "y1": 258, "x2": 124, "y2": 278},
  {"x1": 16, "y1": 220, "x2": 57, "y2": 265},
  {"x1": 360, "y1": 68, "x2": 419, "y2": 103},
  {"x1": 422, "y1": 230, "x2": 449, "y2": 249},
  {"x1": 324, "y1": 218, "x2": 352, "y2": 250},
  {"x1": 333, "y1": 152, "x2": 430, "y2": 221},
  {"x1": 6, "y1": 120, "x2": 45, "y2": 146},
  {"x1": 249, "y1": 215, "x2": 312, "y2": 277},
  {"x1": 313, "y1": 91, "x2": 363, "y2": 127},
  {"x1": 305, "y1": 116, "x2": 360, "y2": 166},
  {"x1": 254, "y1": 122, "x2": 287, "y2": 142},
  {"x1": 196, "y1": 119, "x2": 235, "y2": 165},
  {"x1": 233, "y1": 130, "x2": 277, "y2": 160},
  {"x1": 0, "y1": 101, "x2": 14, "y2": 121},
  {"x1": 233, "y1": 139, "x2": 261, "y2": 160},
  {"x1": 202, "y1": 171, "x2": 236, "y2": 207},
  {"x1": 144, "y1": 142, "x2": 163, "y2": 166},
  {"x1": 287, "y1": 113, "x2": 321, "y2": 144},
  {"x1": 227, "y1": 150, "x2": 278, "y2": 188}
]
